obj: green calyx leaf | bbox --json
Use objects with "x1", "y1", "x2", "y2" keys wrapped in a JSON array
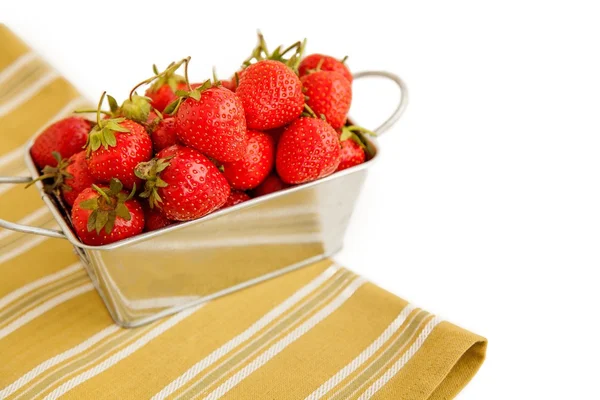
[
  {"x1": 120, "y1": 94, "x2": 152, "y2": 124},
  {"x1": 165, "y1": 79, "x2": 211, "y2": 115},
  {"x1": 135, "y1": 158, "x2": 172, "y2": 208},
  {"x1": 242, "y1": 31, "x2": 306, "y2": 73},
  {"x1": 84, "y1": 178, "x2": 134, "y2": 235},
  {"x1": 85, "y1": 117, "x2": 129, "y2": 154},
  {"x1": 25, "y1": 152, "x2": 74, "y2": 195},
  {"x1": 107, "y1": 95, "x2": 119, "y2": 113}
]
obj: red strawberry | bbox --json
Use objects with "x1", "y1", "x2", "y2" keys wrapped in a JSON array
[
  {"x1": 62, "y1": 152, "x2": 96, "y2": 206},
  {"x1": 146, "y1": 82, "x2": 187, "y2": 112},
  {"x1": 27, "y1": 151, "x2": 95, "y2": 207},
  {"x1": 174, "y1": 85, "x2": 247, "y2": 163},
  {"x1": 221, "y1": 69, "x2": 245, "y2": 92},
  {"x1": 222, "y1": 190, "x2": 250, "y2": 208},
  {"x1": 144, "y1": 63, "x2": 187, "y2": 112},
  {"x1": 143, "y1": 205, "x2": 173, "y2": 232},
  {"x1": 31, "y1": 116, "x2": 92, "y2": 168},
  {"x1": 236, "y1": 60, "x2": 304, "y2": 130},
  {"x1": 337, "y1": 139, "x2": 366, "y2": 171},
  {"x1": 222, "y1": 130, "x2": 274, "y2": 190},
  {"x1": 220, "y1": 79, "x2": 236, "y2": 92},
  {"x1": 276, "y1": 117, "x2": 341, "y2": 184},
  {"x1": 86, "y1": 118, "x2": 152, "y2": 189},
  {"x1": 251, "y1": 173, "x2": 290, "y2": 197},
  {"x1": 302, "y1": 71, "x2": 352, "y2": 129},
  {"x1": 71, "y1": 179, "x2": 144, "y2": 246},
  {"x1": 146, "y1": 112, "x2": 180, "y2": 152},
  {"x1": 136, "y1": 145, "x2": 230, "y2": 221},
  {"x1": 299, "y1": 54, "x2": 352, "y2": 83}
]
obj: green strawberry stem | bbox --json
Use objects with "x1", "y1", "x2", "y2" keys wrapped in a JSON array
[
  {"x1": 340, "y1": 55, "x2": 349, "y2": 64},
  {"x1": 128, "y1": 58, "x2": 189, "y2": 101},
  {"x1": 92, "y1": 183, "x2": 112, "y2": 204},
  {"x1": 212, "y1": 67, "x2": 220, "y2": 86},
  {"x1": 84, "y1": 92, "x2": 131, "y2": 154},
  {"x1": 183, "y1": 56, "x2": 192, "y2": 91},
  {"x1": 25, "y1": 151, "x2": 72, "y2": 192},
  {"x1": 73, "y1": 109, "x2": 112, "y2": 116},
  {"x1": 96, "y1": 92, "x2": 107, "y2": 126},
  {"x1": 302, "y1": 104, "x2": 318, "y2": 119}
]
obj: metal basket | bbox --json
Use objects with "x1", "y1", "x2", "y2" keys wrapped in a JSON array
[{"x1": 0, "y1": 71, "x2": 408, "y2": 327}]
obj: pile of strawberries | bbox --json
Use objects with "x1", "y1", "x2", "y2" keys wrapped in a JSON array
[{"x1": 29, "y1": 34, "x2": 374, "y2": 246}]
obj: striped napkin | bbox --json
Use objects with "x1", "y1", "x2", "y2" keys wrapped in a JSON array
[{"x1": 0, "y1": 25, "x2": 486, "y2": 400}]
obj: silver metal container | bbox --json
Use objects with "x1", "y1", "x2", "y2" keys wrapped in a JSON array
[{"x1": 0, "y1": 71, "x2": 407, "y2": 327}]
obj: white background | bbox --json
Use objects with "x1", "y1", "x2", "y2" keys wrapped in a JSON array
[{"x1": 3, "y1": 1, "x2": 600, "y2": 398}]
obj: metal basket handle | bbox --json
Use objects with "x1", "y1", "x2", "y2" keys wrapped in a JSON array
[
  {"x1": 0, "y1": 177, "x2": 66, "y2": 239},
  {"x1": 352, "y1": 70, "x2": 408, "y2": 135}
]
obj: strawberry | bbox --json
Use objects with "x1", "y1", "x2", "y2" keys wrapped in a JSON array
[
  {"x1": 143, "y1": 204, "x2": 173, "y2": 232},
  {"x1": 86, "y1": 118, "x2": 152, "y2": 189},
  {"x1": 61, "y1": 152, "x2": 96, "y2": 206},
  {"x1": 222, "y1": 190, "x2": 251, "y2": 208},
  {"x1": 31, "y1": 116, "x2": 92, "y2": 168},
  {"x1": 84, "y1": 93, "x2": 153, "y2": 189},
  {"x1": 336, "y1": 125, "x2": 375, "y2": 171},
  {"x1": 222, "y1": 130, "x2": 275, "y2": 190},
  {"x1": 136, "y1": 145, "x2": 230, "y2": 221},
  {"x1": 236, "y1": 60, "x2": 304, "y2": 130},
  {"x1": 251, "y1": 173, "x2": 290, "y2": 197},
  {"x1": 173, "y1": 83, "x2": 247, "y2": 163},
  {"x1": 337, "y1": 139, "x2": 365, "y2": 171},
  {"x1": 302, "y1": 70, "x2": 352, "y2": 129},
  {"x1": 221, "y1": 69, "x2": 245, "y2": 92},
  {"x1": 144, "y1": 63, "x2": 187, "y2": 112},
  {"x1": 146, "y1": 111, "x2": 180, "y2": 152},
  {"x1": 27, "y1": 151, "x2": 95, "y2": 207},
  {"x1": 299, "y1": 54, "x2": 352, "y2": 83},
  {"x1": 276, "y1": 117, "x2": 341, "y2": 184},
  {"x1": 71, "y1": 179, "x2": 144, "y2": 246},
  {"x1": 220, "y1": 79, "x2": 236, "y2": 92}
]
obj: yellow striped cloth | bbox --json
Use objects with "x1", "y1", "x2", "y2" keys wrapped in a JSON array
[{"x1": 0, "y1": 25, "x2": 486, "y2": 400}]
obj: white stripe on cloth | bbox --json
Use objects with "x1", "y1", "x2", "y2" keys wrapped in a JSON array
[
  {"x1": 0, "y1": 51, "x2": 38, "y2": 86},
  {"x1": 151, "y1": 265, "x2": 340, "y2": 400},
  {"x1": 0, "y1": 283, "x2": 94, "y2": 340},
  {"x1": 0, "y1": 230, "x2": 54, "y2": 266},
  {"x1": 0, "y1": 207, "x2": 50, "y2": 243},
  {"x1": 0, "y1": 95, "x2": 89, "y2": 172},
  {"x1": 0, "y1": 145, "x2": 25, "y2": 170},
  {"x1": 304, "y1": 303, "x2": 417, "y2": 400},
  {"x1": 0, "y1": 262, "x2": 81, "y2": 310},
  {"x1": 357, "y1": 317, "x2": 442, "y2": 400},
  {"x1": 201, "y1": 277, "x2": 367, "y2": 400},
  {"x1": 41, "y1": 304, "x2": 204, "y2": 400},
  {"x1": 0, "y1": 71, "x2": 60, "y2": 117},
  {"x1": 0, "y1": 324, "x2": 120, "y2": 398}
]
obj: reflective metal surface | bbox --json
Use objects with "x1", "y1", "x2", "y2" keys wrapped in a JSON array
[{"x1": 0, "y1": 70, "x2": 407, "y2": 327}]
